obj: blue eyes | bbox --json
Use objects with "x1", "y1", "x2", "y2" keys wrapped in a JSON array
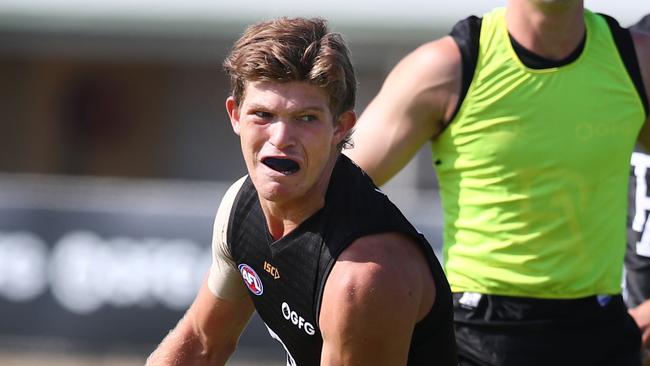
[
  {"x1": 254, "y1": 111, "x2": 272, "y2": 119},
  {"x1": 299, "y1": 115, "x2": 317, "y2": 123}
]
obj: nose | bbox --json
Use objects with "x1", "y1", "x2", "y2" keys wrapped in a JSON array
[{"x1": 268, "y1": 120, "x2": 294, "y2": 149}]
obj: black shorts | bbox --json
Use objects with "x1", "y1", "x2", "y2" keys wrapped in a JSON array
[{"x1": 453, "y1": 293, "x2": 641, "y2": 366}]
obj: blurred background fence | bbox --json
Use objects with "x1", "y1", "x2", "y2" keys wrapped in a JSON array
[{"x1": 0, "y1": 1, "x2": 645, "y2": 364}]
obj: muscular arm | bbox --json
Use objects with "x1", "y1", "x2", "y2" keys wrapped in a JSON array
[
  {"x1": 318, "y1": 232, "x2": 435, "y2": 366},
  {"x1": 632, "y1": 30, "x2": 650, "y2": 149},
  {"x1": 147, "y1": 176, "x2": 253, "y2": 365},
  {"x1": 146, "y1": 277, "x2": 254, "y2": 366},
  {"x1": 344, "y1": 36, "x2": 462, "y2": 186}
]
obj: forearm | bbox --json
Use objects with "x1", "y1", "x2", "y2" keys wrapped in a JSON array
[
  {"x1": 146, "y1": 327, "x2": 202, "y2": 366},
  {"x1": 145, "y1": 314, "x2": 235, "y2": 366}
]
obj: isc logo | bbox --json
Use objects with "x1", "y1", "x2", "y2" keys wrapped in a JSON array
[
  {"x1": 263, "y1": 261, "x2": 280, "y2": 279},
  {"x1": 239, "y1": 264, "x2": 263, "y2": 296}
]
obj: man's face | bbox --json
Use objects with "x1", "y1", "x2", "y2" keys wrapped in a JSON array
[{"x1": 226, "y1": 81, "x2": 354, "y2": 207}]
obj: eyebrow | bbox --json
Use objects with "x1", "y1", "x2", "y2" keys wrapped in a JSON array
[{"x1": 245, "y1": 103, "x2": 328, "y2": 114}]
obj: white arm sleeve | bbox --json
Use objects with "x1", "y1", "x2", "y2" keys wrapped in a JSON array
[{"x1": 207, "y1": 175, "x2": 249, "y2": 300}]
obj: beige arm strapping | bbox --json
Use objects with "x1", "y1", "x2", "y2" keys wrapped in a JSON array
[{"x1": 207, "y1": 176, "x2": 249, "y2": 300}]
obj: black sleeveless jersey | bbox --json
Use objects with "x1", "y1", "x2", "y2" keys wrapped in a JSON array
[{"x1": 227, "y1": 155, "x2": 457, "y2": 366}]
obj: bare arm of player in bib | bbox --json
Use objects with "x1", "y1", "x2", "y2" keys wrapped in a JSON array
[
  {"x1": 146, "y1": 178, "x2": 254, "y2": 366},
  {"x1": 319, "y1": 232, "x2": 436, "y2": 365},
  {"x1": 343, "y1": 37, "x2": 461, "y2": 186}
]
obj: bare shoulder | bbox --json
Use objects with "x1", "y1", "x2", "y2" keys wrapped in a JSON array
[
  {"x1": 383, "y1": 36, "x2": 463, "y2": 130},
  {"x1": 418, "y1": 36, "x2": 463, "y2": 68},
  {"x1": 336, "y1": 231, "x2": 434, "y2": 278},
  {"x1": 344, "y1": 36, "x2": 462, "y2": 185},
  {"x1": 396, "y1": 36, "x2": 462, "y2": 77},
  {"x1": 385, "y1": 36, "x2": 462, "y2": 99},
  {"x1": 318, "y1": 232, "x2": 436, "y2": 365},
  {"x1": 321, "y1": 232, "x2": 436, "y2": 323}
]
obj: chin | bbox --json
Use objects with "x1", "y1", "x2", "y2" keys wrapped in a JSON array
[
  {"x1": 253, "y1": 179, "x2": 293, "y2": 201},
  {"x1": 532, "y1": 0, "x2": 580, "y2": 8},
  {"x1": 258, "y1": 187, "x2": 299, "y2": 204}
]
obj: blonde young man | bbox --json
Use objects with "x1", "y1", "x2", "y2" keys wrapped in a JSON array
[
  {"x1": 347, "y1": 0, "x2": 650, "y2": 365},
  {"x1": 146, "y1": 17, "x2": 458, "y2": 366}
]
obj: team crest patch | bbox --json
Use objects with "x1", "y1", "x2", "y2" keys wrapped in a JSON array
[{"x1": 239, "y1": 263, "x2": 263, "y2": 296}]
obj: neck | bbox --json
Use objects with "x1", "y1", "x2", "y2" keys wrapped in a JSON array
[
  {"x1": 262, "y1": 197, "x2": 325, "y2": 240},
  {"x1": 261, "y1": 153, "x2": 339, "y2": 240},
  {"x1": 506, "y1": 0, "x2": 585, "y2": 60}
]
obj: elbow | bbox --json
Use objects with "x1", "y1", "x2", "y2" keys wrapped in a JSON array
[
  {"x1": 194, "y1": 324, "x2": 239, "y2": 365},
  {"x1": 145, "y1": 320, "x2": 238, "y2": 366},
  {"x1": 200, "y1": 339, "x2": 238, "y2": 364}
]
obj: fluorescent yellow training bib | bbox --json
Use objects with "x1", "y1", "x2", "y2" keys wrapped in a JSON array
[{"x1": 433, "y1": 8, "x2": 646, "y2": 298}]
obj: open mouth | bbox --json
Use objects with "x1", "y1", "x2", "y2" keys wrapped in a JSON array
[{"x1": 262, "y1": 157, "x2": 300, "y2": 175}]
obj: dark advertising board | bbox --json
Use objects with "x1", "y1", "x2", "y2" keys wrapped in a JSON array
[{"x1": 0, "y1": 174, "x2": 275, "y2": 352}]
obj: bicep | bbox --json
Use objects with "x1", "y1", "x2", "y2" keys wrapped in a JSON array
[
  {"x1": 201, "y1": 176, "x2": 255, "y2": 349},
  {"x1": 191, "y1": 275, "x2": 255, "y2": 354},
  {"x1": 187, "y1": 222, "x2": 254, "y2": 360},
  {"x1": 146, "y1": 277, "x2": 254, "y2": 366},
  {"x1": 191, "y1": 176, "x2": 255, "y2": 360},
  {"x1": 207, "y1": 233, "x2": 247, "y2": 300},
  {"x1": 318, "y1": 234, "x2": 432, "y2": 366},
  {"x1": 319, "y1": 274, "x2": 414, "y2": 366},
  {"x1": 345, "y1": 36, "x2": 461, "y2": 186},
  {"x1": 147, "y1": 178, "x2": 253, "y2": 366}
]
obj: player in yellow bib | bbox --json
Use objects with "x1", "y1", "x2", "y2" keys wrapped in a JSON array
[{"x1": 347, "y1": 0, "x2": 650, "y2": 365}]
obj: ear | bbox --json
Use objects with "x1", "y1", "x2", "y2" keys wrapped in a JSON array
[
  {"x1": 225, "y1": 96, "x2": 241, "y2": 135},
  {"x1": 333, "y1": 110, "x2": 357, "y2": 145}
]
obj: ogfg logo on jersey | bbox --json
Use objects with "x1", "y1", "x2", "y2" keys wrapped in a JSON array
[
  {"x1": 239, "y1": 263, "x2": 263, "y2": 296},
  {"x1": 282, "y1": 302, "x2": 315, "y2": 336}
]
